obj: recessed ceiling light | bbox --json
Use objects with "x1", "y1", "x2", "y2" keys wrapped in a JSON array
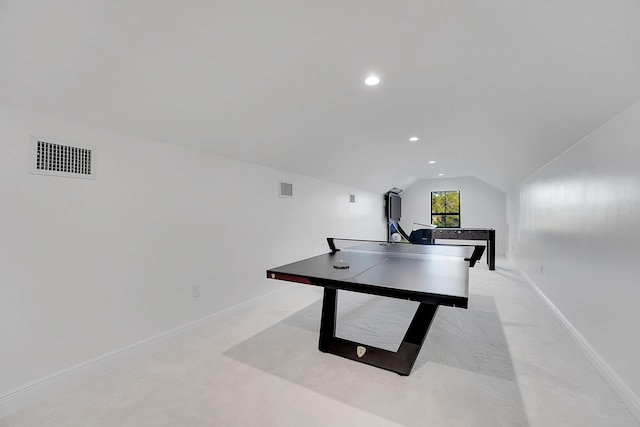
[
  {"x1": 364, "y1": 75, "x2": 380, "y2": 86},
  {"x1": 428, "y1": 160, "x2": 436, "y2": 164},
  {"x1": 438, "y1": 173, "x2": 445, "y2": 176},
  {"x1": 409, "y1": 137, "x2": 419, "y2": 142}
]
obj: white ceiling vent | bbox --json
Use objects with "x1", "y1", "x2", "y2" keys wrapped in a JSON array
[
  {"x1": 279, "y1": 181, "x2": 293, "y2": 198},
  {"x1": 30, "y1": 137, "x2": 96, "y2": 180}
]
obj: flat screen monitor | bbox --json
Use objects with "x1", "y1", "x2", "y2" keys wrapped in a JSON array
[{"x1": 388, "y1": 193, "x2": 401, "y2": 221}]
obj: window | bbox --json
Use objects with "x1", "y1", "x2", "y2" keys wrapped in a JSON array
[{"x1": 431, "y1": 191, "x2": 460, "y2": 228}]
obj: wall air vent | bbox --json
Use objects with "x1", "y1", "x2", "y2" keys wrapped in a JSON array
[
  {"x1": 279, "y1": 181, "x2": 293, "y2": 198},
  {"x1": 30, "y1": 137, "x2": 96, "y2": 180}
]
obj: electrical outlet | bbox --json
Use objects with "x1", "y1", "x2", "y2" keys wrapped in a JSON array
[{"x1": 192, "y1": 284, "x2": 201, "y2": 297}]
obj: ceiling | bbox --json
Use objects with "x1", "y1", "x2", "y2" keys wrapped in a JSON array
[{"x1": 1, "y1": 0, "x2": 640, "y2": 193}]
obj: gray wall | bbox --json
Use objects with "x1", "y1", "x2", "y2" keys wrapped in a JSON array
[
  {"x1": 509, "y1": 99, "x2": 640, "y2": 413},
  {"x1": 0, "y1": 105, "x2": 386, "y2": 399},
  {"x1": 401, "y1": 177, "x2": 507, "y2": 255}
]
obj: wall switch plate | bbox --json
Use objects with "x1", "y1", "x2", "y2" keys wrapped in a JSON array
[{"x1": 192, "y1": 285, "x2": 201, "y2": 297}]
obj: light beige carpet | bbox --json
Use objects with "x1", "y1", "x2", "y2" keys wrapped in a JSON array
[{"x1": 1, "y1": 258, "x2": 638, "y2": 426}]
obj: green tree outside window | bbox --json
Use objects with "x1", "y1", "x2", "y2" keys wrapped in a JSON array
[{"x1": 431, "y1": 191, "x2": 460, "y2": 228}]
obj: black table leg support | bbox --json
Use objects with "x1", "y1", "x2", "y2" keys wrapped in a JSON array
[
  {"x1": 319, "y1": 288, "x2": 338, "y2": 346},
  {"x1": 318, "y1": 288, "x2": 438, "y2": 376},
  {"x1": 488, "y1": 229, "x2": 496, "y2": 270}
]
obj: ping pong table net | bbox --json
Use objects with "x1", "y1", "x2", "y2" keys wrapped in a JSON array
[{"x1": 326, "y1": 238, "x2": 485, "y2": 267}]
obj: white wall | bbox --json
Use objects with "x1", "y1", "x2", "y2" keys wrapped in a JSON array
[
  {"x1": 400, "y1": 177, "x2": 507, "y2": 255},
  {"x1": 0, "y1": 105, "x2": 386, "y2": 397},
  {"x1": 509, "y1": 99, "x2": 640, "y2": 413}
]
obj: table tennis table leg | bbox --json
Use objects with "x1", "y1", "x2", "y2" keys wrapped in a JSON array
[
  {"x1": 317, "y1": 288, "x2": 439, "y2": 375},
  {"x1": 319, "y1": 288, "x2": 337, "y2": 350},
  {"x1": 396, "y1": 303, "x2": 438, "y2": 373},
  {"x1": 488, "y1": 229, "x2": 496, "y2": 270}
]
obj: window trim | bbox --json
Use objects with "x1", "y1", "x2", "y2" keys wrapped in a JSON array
[{"x1": 431, "y1": 190, "x2": 460, "y2": 228}]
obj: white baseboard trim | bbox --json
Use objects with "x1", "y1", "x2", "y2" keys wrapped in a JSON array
[
  {"x1": 517, "y1": 267, "x2": 640, "y2": 422},
  {"x1": 0, "y1": 286, "x2": 298, "y2": 418}
]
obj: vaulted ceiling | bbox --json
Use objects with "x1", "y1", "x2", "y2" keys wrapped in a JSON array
[{"x1": 2, "y1": 0, "x2": 640, "y2": 193}]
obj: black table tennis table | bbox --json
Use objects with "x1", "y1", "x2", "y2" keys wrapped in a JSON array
[{"x1": 266, "y1": 238, "x2": 484, "y2": 375}]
